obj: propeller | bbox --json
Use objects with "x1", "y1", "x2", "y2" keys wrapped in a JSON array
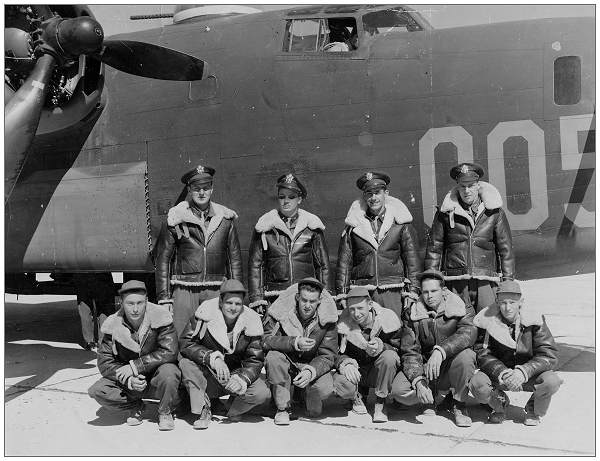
[{"x1": 5, "y1": 13, "x2": 210, "y2": 201}]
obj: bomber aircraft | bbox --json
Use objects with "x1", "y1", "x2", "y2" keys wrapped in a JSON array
[{"x1": 4, "y1": 4, "x2": 595, "y2": 296}]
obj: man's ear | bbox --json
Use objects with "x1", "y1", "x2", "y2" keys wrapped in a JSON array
[
  {"x1": 295, "y1": 293, "x2": 300, "y2": 303},
  {"x1": 384, "y1": 189, "x2": 389, "y2": 196}
]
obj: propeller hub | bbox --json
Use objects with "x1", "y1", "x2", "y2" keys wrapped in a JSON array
[{"x1": 57, "y1": 17, "x2": 104, "y2": 57}]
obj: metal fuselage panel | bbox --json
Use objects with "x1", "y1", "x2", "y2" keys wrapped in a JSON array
[{"x1": 5, "y1": 11, "x2": 595, "y2": 279}]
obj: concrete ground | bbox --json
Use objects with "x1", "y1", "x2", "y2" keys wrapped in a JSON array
[{"x1": 4, "y1": 273, "x2": 595, "y2": 456}]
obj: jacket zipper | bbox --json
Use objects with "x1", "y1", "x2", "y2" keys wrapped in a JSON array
[
  {"x1": 203, "y1": 245, "x2": 207, "y2": 282},
  {"x1": 288, "y1": 235, "x2": 294, "y2": 283}
]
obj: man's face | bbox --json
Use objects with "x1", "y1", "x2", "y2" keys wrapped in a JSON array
[
  {"x1": 277, "y1": 188, "x2": 302, "y2": 218},
  {"x1": 122, "y1": 292, "x2": 147, "y2": 324},
  {"x1": 348, "y1": 297, "x2": 372, "y2": 327},
  {"x1": 188, "y1": 183, "x2": 213, "y2": 208},
  {"x1": 363, "y1": 187, "x2": 388, "y2": 214},
  {"x1": 296, "y1": 288, "x2": 321, "y2": 321},
  {"x1": 457, "y1": 179, "x2": 481, "y2": 205},
  {"x1": 499, "y1": 296, "x2": 522, "y2": 323},
  {"x1": 421, "y1": 278, "x2": 444, "y2": 310},
  {"x1": 220, "y1": 293, "x2": 244, "y2": 323}
]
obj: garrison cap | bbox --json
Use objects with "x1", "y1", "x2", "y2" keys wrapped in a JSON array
[
  {"x1": 417, "y1": 269, "x2": 445, "y2": 285},
  {"x1": 450, "y1": 163, "x2": 485, "y2": 182},
  {"x1": 298, "y1": 277, "x2": 324, "y2": 292},
  {"x1": 118, "y1": 280, "x2": 147, "y2": 295},
  {"x1": 219, "y1": 279, "x2": 247, "y2": 296},
  {"x1": 346, "y1": 286, "x2": 371, "y2": 300},
  {"x1": 356, "y1": 171, "x2": 391, "y2": 192},
  {"x1": 276, "y1": 173, "x2": 307, "y2": 198},
  {"x1": 496, "y1": 280, "x2": 522, "y2": 300},
  {"x1": 181, "y1": 165, "x2": 216, "y2": 186}
]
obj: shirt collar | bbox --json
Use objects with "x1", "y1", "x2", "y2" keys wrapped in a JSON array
[{"x1": 366, "y1": 206, "x2": 386, "y2": 222}]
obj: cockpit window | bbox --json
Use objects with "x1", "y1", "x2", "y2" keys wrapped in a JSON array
[
  {"x1": 283, "y1": 17, "x2": 358, "y2": 52},
  {"x1": 362, "y1": 7, "x2": 422, "y2": 35}
]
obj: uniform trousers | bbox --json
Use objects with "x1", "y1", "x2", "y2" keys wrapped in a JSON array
[
  {"x1": 371, "y1": 287, "x2": 404, "y2": 322},
  {"x1": 446, "y1": 279, "x2": 496, "y2": 313},
  {"x1": 469, "y1": 369, "x2": 562, "y2": 416},
  {"x1": 179, "y1": 358, "x2": 271, "y2": 417},
  {"x1": 88, "y1": 363, "x2": 181, "y2": 415},
  {"x1": 171, "y1": 285, "x2": 220, "y2": 336},
  {"x1": 391, "y1": 349, "x2": 476, "y2": 404}
]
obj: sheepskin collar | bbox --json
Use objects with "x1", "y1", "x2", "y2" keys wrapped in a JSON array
[
  {"x1": 344, "y1": 195, "x2": 413, "y2": 249},
  {"x1": 254, "y1": 209, "x2": 325, "y2": 240},
  {"x1": 266, "y1": 283, "x2": 338, "y2": 336},
  {"x1": 101, "y1": 302, "x2": 172, "y2": 353},
  {"x1": 193, "y1": 297, "x2": 263, "y2": 353},
  {"x1": 411, "y1": 289, "x2": 466, "y2": 321},
  {"x1": 473, "y1": 302, "x2": 543, "y2": 349},
  {"x1": 439, "y1": 182, "x2": 503, "y2": 228},
  {"x1": 167, "y1": 201, "x2": 237, "y2": 241},
  {"x1": 337, "y1": 303, "x2": 401, "y2": 351}
]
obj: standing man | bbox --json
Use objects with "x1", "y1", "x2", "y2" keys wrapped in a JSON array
[
  {"x1": 336, "y1": 172, "x2": 421, "y2": 321},
  {"x1": 88, "y1": 280, "x2": 181, "y2": 431},
  {"x1": 425, "y1": 163, "x2": 515, "y2": 313},
  {"x1": 154, "y1": 165, "x2": 243, "y2": 335},
  {"x1": 262, "y1": 278, "x2": 348, "y2": 425}
]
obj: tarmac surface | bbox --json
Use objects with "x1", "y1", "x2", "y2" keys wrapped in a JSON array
[{"x1": 4, "y1": 273, "x2": 595, "y2": 456}]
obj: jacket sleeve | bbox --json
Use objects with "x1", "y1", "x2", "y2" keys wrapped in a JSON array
[
  {"x1": 96, "y1": 334, "x2": 125, "y2": 381},
  {"x1": 312, "y1": 228, "x2": 332, "y2": 292},
  {"x1": 261, "y1": 314, "x2": 296, "y2": 353},
  {"x1": 227, "y1": 220, "x2": 243, "y2": 282},
  {"x1": 494, "y1": 209, "x2": 515, "y2": 281},
  {"x1": 438, "y1": 306, "x2": 478, "y2": 359},
  {"x1": 248, "y1": 229, "x2": 265, "y2": 304},
  {"x1": 179, "y1": 320, "x2": 218, "y2": 367},
  {"x1": 424, "y1": 210, "x2": 445, "y2": 272},
  {"x1": 335, "y1": 227, "x2": 353, "y2": 295},
  {"x1": 132, "y1": 323, "x2": 179, "y2": 376},
  {"x1": 232, "y1": 336, "x2": 265, "y2": 385},
  {"x1": 518, "y1": 318, "x2": 559, "y2": 381},
  {"x1": 154, "y1": 221, "x2": 177, "y2": 302},
  {"x1": 475, "y1": 334, "x2": 509, "y2": 382},
  {"x1": 392, "y1": 326, "x2": 424, "y2": 384},
  {"x1": 400, "y1": 223, "x2": 422, "y2": 292},
  {"x1": 307, "y1": 323, "x2": 338, "y2": 379}
]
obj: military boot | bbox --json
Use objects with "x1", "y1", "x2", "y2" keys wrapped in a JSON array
[
  {"x1": 450, "y1": 399, "x2": 472, "y2": 427},
  {"x1": 524, "y1": 399, "x2": 540, "y2": 426},
  {"x1": 487, "y1": 388, "x2": 508, "y2": 424}
]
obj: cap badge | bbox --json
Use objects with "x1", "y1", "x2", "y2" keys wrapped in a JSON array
[
  {"x1": 196, "y1": 165, "x2": 205, "y2": 174},
  {"x1": 284, "y1": 173, "x2": 294, "y2": 183},
  {"x1": 365, "y1": 172, "x2": 373, "y2": 181},
  {"x1": 460, "y1": 164, "x2": 470, "y2": 174}
]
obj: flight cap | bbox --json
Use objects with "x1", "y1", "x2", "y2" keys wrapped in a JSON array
[
  {"x1": 450, "y1": 163, "x2": 485, "y2": 182},
  {"x1": 346, "y1": 286, "x2": 371, "y2": 300},
  {"x1": 356, "y1": 171, "x2": 391, "y2": 192},
  {"x1": 220, "y1": 279, "x2": 247, "y2": 296},
  {"x1": 496, "y1": 280, "x2": 522, "y2": 301},
  {"x1": 417, "y1": 269, "x2": 445, "y2": 285},
  {"x1": 298, "y1": 277, "x2": 324, "y2": 292},
  {"x1": 276, "y1": 173, "x2": 307, "y2": 198},
  {"x1": 181, "y1": 165, "x2": 216, "y2": 187},
  {"x1": 118, "y1": 280, "x2": 147, "y2": 296}
]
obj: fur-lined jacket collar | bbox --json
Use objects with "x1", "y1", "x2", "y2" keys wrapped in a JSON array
[
  {"x1": 266, "y1": 283, "x2": 338, "y2": 337},
  {"x1": 101, "y1": 302, "x2": 172, "y2": 354},
  {"x1": 344, "y1": 195, "x2": 412, "y2": 249},
  {"x1": 473, "y1": 302, "x2": 543, "y2": 349},
  {"x1": 439, "y1": 181, "x2": 503, "y2": 228},
  {"x1": 337, "y1": 303, "x2": 401, "y2": 352},
  {"x1": 411, "y1": 289, "x2": 466, "y2": 321},
  {"x1": 254, "y1": 209, "x2": 325, "y2": 241},
  {"x1": 167, "y1": 201, "x2": 237, "y2": 240},
  {"x1": 192, "y1": 297, "x2": 263, "y2": 353}
]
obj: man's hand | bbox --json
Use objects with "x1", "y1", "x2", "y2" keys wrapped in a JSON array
[
  {"x1": 213, "y1": 357, "x2": 230, "y2": 385},
  {"x1": 224, "y1": 375, "x2": 247, "y2": 395},
  {"x1": 293, "y1": 369, "x2": 313, "y2": 389},
  {"x1": 365, "y1": 338, "x2": 383, "y2": 357},
  {"x1": 342, "y1": 364, "x2": 361, "y2": 385},
  {"x1": 129, "y1": 375, "x2": 147, "y2": 392},
  {"x1": 415, "y1": 380, "x2": 434, "y2": 404},
  {"x1": 296, "y1": 337, "x2": 316, "y2": 351},
  {"x1": 115, "y1": 365, "x2": 134, "y2": 384},
  {"x1": 503, "y1": 369, "x2": 526, "y2": 391},
  {"x1": 425, "y1": 349, "x2": 444, "y2": 380}
]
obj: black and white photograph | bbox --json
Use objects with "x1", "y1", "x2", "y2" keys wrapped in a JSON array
[{"x1": 3, "y1": 3, "x2": 595, "y2": 456}]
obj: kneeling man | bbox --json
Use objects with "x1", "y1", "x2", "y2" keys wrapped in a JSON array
[
  {"x1": 179, "y1": 280, "x2": 270, "y2": 429},
  {"x1": 263, "y1": 278, "x2": 348, "y2": 425},
  {"x1": 88, "y1": 280, "x2": 181, "y2": 431},
  {"x1": 336, "y1": 287, "x2": 425, "y2": 423},
  {"x1": 407, "y1": 270, "x2": 477, "y2": 427},
  {"x1": 470, "y1": 280, "x2": 562, "y2": 425}
]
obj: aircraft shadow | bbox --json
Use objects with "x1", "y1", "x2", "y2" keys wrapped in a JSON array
[{"x1": 556, "y1": 342, "x2": 595, "y2": 372}]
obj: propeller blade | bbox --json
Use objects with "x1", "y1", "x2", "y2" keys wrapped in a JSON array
[{"x1": 98, "y1": 40, "x2": 209, "y2": 81}]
